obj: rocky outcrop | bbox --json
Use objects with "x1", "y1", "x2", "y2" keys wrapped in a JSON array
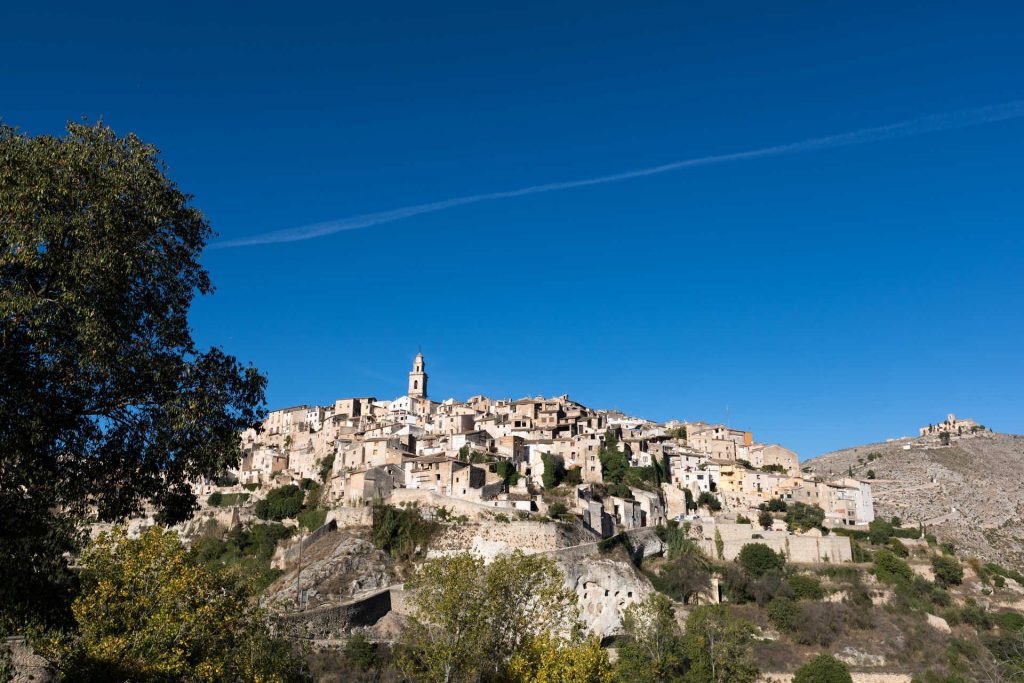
[
  {"x1": 558, "y1": 553, "x2": 654, "y2": 638},
  {"x1": 265, "y1": 531, "x2": 393, "y2": 610}
]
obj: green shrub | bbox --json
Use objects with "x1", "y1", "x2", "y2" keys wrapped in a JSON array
[
  {"x1": 995, "y1": 610, "x2": 1024, "y2": 632},
  {"x1": 793, "y1": 653, "x2": 852, "y2": 683},
  {"x1": 932, "y1": 555, "x2": 963, "y2": 587},
  {"x1": 318, "y1": 454, "x2": 335, "y2": 481},
  {"x1": 873, "y1": 549, "x2": 913, "y2": 584},
  {"x1": 925, "y1": 533, "x2": 937, "y2": 546},
  {"x1": 868, "y1": 518, "x2": 894, "y2": 545},
  {"x1": 297, "y1": 508, "x2": 327, "y2": 532},
  {"x1": 765, "y1": 498, "x2": 788, "y2": 512},
  {"x1": 254, "y1": 485, "x2": 304, "y2": 520},
  {"x1": 696, "y1": 492, "x2": 722, "y2": 512},
  {"x1": 787, "y1": 574, "x2": 825, "y2": 600},
  {"x1": 767, "y1": 596, "x2": 800, "y2": 632},
  {"x1": 371, "y1": 504, "x2": 439, "y2": 561},
  {"x1": 548, "y1": 502, "x2": 568, "y2": 518},
  {"x1": 893, "y1": 526, "x2": 922, "y2": 539},
  {"x1": 736, "y1": 514, "x2": 751, "y2": 524},
  {"x1": 786, "y1": 502, "x2": 825, "y2": 531},
  {"x1": 243, "y1": 483, "x2": 259, "y2": 491},
  {"x1": 888, "y1": 538, "x2": 909, "y2": 557},
  {"x1": 737, "y1": 543, "x2": 785, "y2": 578},
  {"x1": 758, "y1": 510, "x2": 774, "y2": 530},
  {"x1": 207, "y1": 491, "x2": 223, "y2": 506},
  {"x1": 563, "y1": 467, "x2": 583, "y2": 485},
  {"x1": 495, "y1": 460, "x2": 520, "y2": 486}
]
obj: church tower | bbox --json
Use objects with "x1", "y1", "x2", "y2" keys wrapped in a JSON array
[{"x1": 408, "y1": 352, "x2": 427, "y2": 399}]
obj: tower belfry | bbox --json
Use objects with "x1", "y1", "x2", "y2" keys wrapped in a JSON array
[{"x1": 408, "y1": 352, "x2": 427, "y2": 399}]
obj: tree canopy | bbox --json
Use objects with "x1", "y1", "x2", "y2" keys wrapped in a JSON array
[
  {"x1": 42, "y1": 526, "x2": 305, "y2": 682},
  {"x1": 0, "y1": 122, "x2": 266, "y2": 628}
]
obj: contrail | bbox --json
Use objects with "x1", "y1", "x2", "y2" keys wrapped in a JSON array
[{"x1": 211, "y1": 100, "x2": 1024, "y2": 249}]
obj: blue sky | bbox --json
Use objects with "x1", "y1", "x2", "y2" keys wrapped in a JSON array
[{"x1": 4, "y1": 1, "x2": 1023, "y2": 457}]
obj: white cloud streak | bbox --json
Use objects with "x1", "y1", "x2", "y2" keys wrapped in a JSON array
[{"x1": 211, "y1": 100, "x2": 1024, "y2": 249}]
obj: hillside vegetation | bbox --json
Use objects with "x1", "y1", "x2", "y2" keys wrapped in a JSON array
[{"x1": 804, "y1": 433, "x2": 1024, "y2": 569}]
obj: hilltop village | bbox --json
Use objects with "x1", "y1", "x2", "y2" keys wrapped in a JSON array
[{"x1": 208, "y1": 354, "x2": 877, "y2": 563}]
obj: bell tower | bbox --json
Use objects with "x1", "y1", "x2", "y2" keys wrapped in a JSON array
[{"x1": 408, "y1": 352, "x2": 427, "y2": 399}]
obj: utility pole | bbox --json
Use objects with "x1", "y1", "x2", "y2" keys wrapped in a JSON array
[{"x1": 296, "y1": 529, "x2": 305, "y2": 609}]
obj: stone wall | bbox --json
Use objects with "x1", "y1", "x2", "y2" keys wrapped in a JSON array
[
  {"x1": 274, "y1": 587, "x2": 394, "y2": 640},
  {"x1": 699, "y1": 523, "x2": 852, "y2": 563},
  {"x1": 428, "y1": 520, "x2": 598, "y2": 562}
]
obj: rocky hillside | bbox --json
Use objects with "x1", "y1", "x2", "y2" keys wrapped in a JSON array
[{"x1": 804, "y1": 432, "x2": 1024, "y2": 568}]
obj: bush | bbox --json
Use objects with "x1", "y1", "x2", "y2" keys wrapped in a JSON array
[
  {"x1": 786, "y1": 502, "x2": 825, "y2": 531},
  {"x1": 208, "y1": 491, "x2": 223, "y2": 506},
  {"x1": 495, "y1": 460, "x2": 520, "y2": 486},
  {"x1": 297, "y1": 508, "x2": 327, "y2": 532},
  {"x1": 866, "y1": 469, "x2": 876, "y2": 479},
  {"x1": 868, "y1": 518, "x2": 894, "y2": 545},
  {"x1": 794, "y1": 603, "x2": 848, "y2": 647},
  {"x1": 995, "y1": 610, "x2": 1024, "y2": 632},
  {"x1": 767, "y1": 596, "x2": 800, "y2": 632},
  {"x1": 371, "y1": 504, "x2": 439, "y2": 561},
  {"x1": 696, "y1": 492, "x2": 722, "y2": 512},
  {"x1": 254, "y1": 485, "x2": 304, "y2": 521},
  {"x1": 736, "y1": 514, "x2": 751, "y2": 524},
  {"x1": 893, "y1": 526, "x2": 922, "y2": 539},
  {"x1": 765, "y1": 498, "x2": 788, "y2": 512},
  {"x1": 547, "y1": 502, "x2": 568, "y2": 518},
  {"x1": 873, "y1": 549, "x2": 913, "y2": 584},
  {"x1": 243, "y1": 483, "x2": 259, "y2": 492},
  {"x1": 793, "y1": 653, "x2": 852, "y2": 683},
  {"x1": 318, "y1": 453, "x2": 335, "y2": 481},
  {"x1": 887, "y1": 538, "x2": 910, "y2": 557},
  {"x1": 563, "y1": 467, "x2": 583, "y2": 485},
  {"x1": 932, "y1": 555, "x2": 964, "y2": 587},
  {"x1": 737, "y1": 543, "x2": 786, "y2": 578},
  {"x1": 758, "y1": 510, "x2": 774, "y2": 530},
  {"x1": 787, "y1": 574, "x2": 825, "y2": 600}
]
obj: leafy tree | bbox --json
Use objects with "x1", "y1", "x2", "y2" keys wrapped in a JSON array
[
  {"x1": 786, "y1": 502, "x2": 825, "y2": 532},
  {"x1": 495, "y1": 459, "x2": 520, "y2": 486},
  {"x1": 939, "y1": 431, "x2": 951, "y2": 446},
  {"x1": 541, "y1": 452, "x2": 565, "y2": 488},
  {"x1": 869, "y1": 518, "x2": 895, "y2": 545},
  {"x1": 714, "y1": 528, "x2": 725, "y2": 560},
  {"x1": 655, "y1": 553, "x2": 712, "y2": 605},
  {"x1": 457, "y1": 445, "x2": 470, "y2": 462},
  {"x1": 371, "y1": 504, "x2": 439, "y2": 561},
  {"x1": 0, "y1": 122, "x2": 266, "y2": 629},
  {"x1": 616, "y1": 593, "x2": 686, "y2": 682},
  {"x1": 932, "y1": 555, "x2": 964, "y2": 587},
  {"x1": 737, "y1": 543, "x2": 786, "y2": 578},
  {"x1": 44, "y1": 527, "x2": 306, "y2": 682},
  {"x1": 506, "y1": 633, "x2": 612, "y2": 683},
  {"x1": 758, "y1": 510, "x2": 774, "y2": 530},
  {"x1": 681, "y1": 605, "x2": 758, "y2": 683},
  {"x1": 344, "y1": 633, "x2": 376, "y2": 672},
  {"x1": 563, "y1": 467, "x2": 583, "y2": 485},
  {"x1": 399, "y1": 551, "x2": 577, "y2": 683},
  {"x1": 254, "y1": 485, "x2": 304, "y2": 521},
  {"x1": 599, "y1": 431, "x2": 629, "y2": 484},
  {"x1": 697, "y1": 492, "x2": 722, "y2": 512},
  {"x1": 765, "y1": 498, "x2": 788, "y2": 512},
  {"x1": 548, "y1": 502, "x2": 568, "y2": 518},
  {"x1": 793, "y1": 653, "x2": 853, "y2": 683}
]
